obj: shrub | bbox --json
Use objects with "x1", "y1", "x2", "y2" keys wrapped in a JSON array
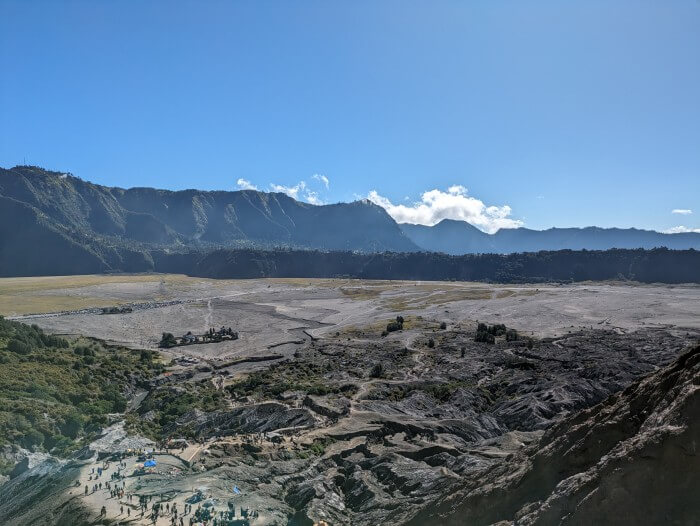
[
  {"x1": 386, "y1": 321, "x2": 402, "y2": 332},
  {"x1": 7, "y1": 339, "x2": 32, "y2": 355},
  {"x1": 474, "y1": 331, "x2": 495, "y2": 344},
  {"x1": 387, "y1": 316, "x2": 405, "y2": 333},
  {"x1": 440, "y1": 322, "x2": 447, "y2": 330},
  {"x1": 22, "y1": 429, "x2": 45, "y2": 450},
  {"x1": 60, "y1": 412, "x2": 84, "y2": 439},
  {"x1": 424, "y1": 383, "x2": 452, "y2": 402},
  {"x1": 74, "y1": 345, "x2": 95, "y2": 356},
  {"x1": 41, "y1": 334, "x2": 68, "y2": 348},
  {"x1": 370, "y1": 363, "x2": 385, "y2": 378},
  {"x1": 527, "y1": 338, "x2": 534, "y2": 350},
  {"x1": 488, "y1": 324, "x2": 507, "y2": 336},
  {"x1": 427, "y1": 338, "x2": 435, "y2": 348},
  {"x1": 0, "y1": 318, "x2": 161, "y2": 458},
  {"x1": 310, "y1": 441, "x2": 326, "y2": 456},
  {"x1": 159, "y1": 333, "x2": 177, "y2": 348},
  {"x1": 475, "y1": 323, "x2": 509, "y2": 343}
]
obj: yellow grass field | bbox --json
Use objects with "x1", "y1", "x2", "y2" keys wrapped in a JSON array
[
  {"x1": 0, "y1": 274, "x2": 392, "y2": 316},
  {"x1": 0, "y1": 274, "x2": 194, "y2": 316},
  {"x1": 0, "y1": 274, "x2": 542, "y2": 317}
]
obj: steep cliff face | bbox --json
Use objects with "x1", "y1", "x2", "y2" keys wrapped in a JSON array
[
  {"x1": 0, "y1": 166, "x2": 418, "y2": 254},
  {"x1": 2, "y1": 165, "x2": 700, "y2": 280},
  {"x1": 0, "y1": 196, "x2": 109, "y2": 276},
  {"x1": 410, "y1": 344, "x2": 700, "y2": 526}
]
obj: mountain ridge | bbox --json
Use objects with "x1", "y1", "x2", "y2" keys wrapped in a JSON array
[
  {"x1": 400, "y1": 218, "x2": 700, "y2": 254},
  {"x1": 1, "y1": 165, "x2": 698, "y2": 277},
  {"x1": 0, "y1": 165, "x2": 418, "y2": 255}
]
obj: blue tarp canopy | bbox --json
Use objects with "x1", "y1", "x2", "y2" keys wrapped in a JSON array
[
  {"x1": 233, "y1": 486, "x2": 241, "y2": 494},
  {"x1": 143, "y1": 459, "x2": 157, "y2": 467}
]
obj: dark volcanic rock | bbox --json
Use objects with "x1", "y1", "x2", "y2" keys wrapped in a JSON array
[
  {"x1": 195, "y1": 403, "x2": 316, "y2": 437},
  {"x1": 0, "y1": 458, "x2": 90, "y2": 526},
  {"x1": 410, "y1": 344, "x2": 700, "y2": 526},
  {"x1": 303, "y1": 395, "x2": 351, "y2": 419}
]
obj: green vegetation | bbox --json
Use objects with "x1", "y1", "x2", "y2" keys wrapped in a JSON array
[
  {"x1": 308, "y1": 437, "x2": 335, "y2": 456},
  {"x1": 386, "y1": 316, "x2": 405, "y2": 333},
  {"x1": 160, "y1": 332, "x2": 177, "y2": 348},
  {"x1": 126, "y1": 382, "x2": 227, "y2": 440},
  {"x1": 381, "y1": 380, "x2": 474, "y2": 403},
  {"x1": 227, "y1": 360, "x2": 357, "y2": 400},
  {"x1": 474, "y1": 323, "x2": 519, "y2": 343},
  {"x1": 487, "y1": 323, "x2": 507, "y2": 336},
  {"x1": 156, "y1": 247, "x2": 700, "y2": 284},
  {"x1": 474, "y1": 330, "x2": 495, "y2": 344},
  {"x1": 0, "y1": 316, "x2": 161, "y2": 461},
  {"x1": 475, "y1": 322, "x2": 513, "y2": 344},
  {"x1": 421, "y1": 380, "x2": 472, "y2": 402},
  {"x1": 370, "y1": 363, "x2": 385, "y2": 378},
  {"x1": 386, "y1": 321, "x2": 402, "y2": 332}
]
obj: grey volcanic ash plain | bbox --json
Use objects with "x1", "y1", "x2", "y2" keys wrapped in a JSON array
[{"x1": 0, "y1": 275, "x2": 698, "y2": 525}]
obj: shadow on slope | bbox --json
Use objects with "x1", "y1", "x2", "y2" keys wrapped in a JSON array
[{"x1": 409, "y1": 344, "x2": 700, "y2": 526}]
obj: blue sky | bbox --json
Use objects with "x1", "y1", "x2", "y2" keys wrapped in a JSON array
[{"x1": 1, "y1": 1, "x2": 698, "y2": 232}]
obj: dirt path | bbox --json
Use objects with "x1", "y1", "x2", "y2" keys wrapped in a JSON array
[{"x1": 76, "y1": 453, "x2": 201, "y2": 526}]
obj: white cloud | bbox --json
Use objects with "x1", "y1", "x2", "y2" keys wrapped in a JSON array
[
  {"x1": 304, "y1": 190, "x2": 323, "y2": 205},
  {"x1": 672, "y1": 209, "x2": 692, "y2": 215},
  {"x1": 236, "y1": 178, "x2": 258, "y2": 190},
  {"x1": 664, "y1": 226, "x2": 700, "y2": 234},
  {"x1": 270, "y1": 181, "x2": 306, "y2": 199},
  {"x1": 367, "y1": 185, "x2": 523, "y2": 234},
  {"x1": 312, "y1": 174, "x2": 329, "y2": 189}
]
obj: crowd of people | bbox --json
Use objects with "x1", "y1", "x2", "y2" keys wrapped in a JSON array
[{"x1": 78, "y1": 453, "x2": 255, "y2": 525}]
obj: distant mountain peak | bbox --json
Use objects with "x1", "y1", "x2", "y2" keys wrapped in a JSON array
[
  {"x1": 0, "y1": 166, "x2": 419, "y2": 259},
  {"x1": 400, "y1": 216, "x2": 700, "y2": 254},
  {"x1": 1, "y1": 165, "x2": 698, "y2": 260}
]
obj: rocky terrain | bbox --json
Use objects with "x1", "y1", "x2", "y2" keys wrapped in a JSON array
[
  {"x1": 0, "y1": 276, "x2": 698, "y2": 525},
  {"x1": 0, "y1": 316, "x2": 697, "y2": 525},
  {"x1": 409, "y1": 343, "x2": 700, "y2": 526}
]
